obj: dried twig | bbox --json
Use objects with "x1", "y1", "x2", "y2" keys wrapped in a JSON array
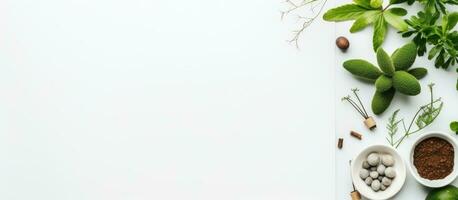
[{"x1": 281, "y1": 0, "x2": 328, "y2": 48}]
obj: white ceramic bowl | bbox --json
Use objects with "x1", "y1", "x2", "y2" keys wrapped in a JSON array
[
  {"x1": 408, "y1": 131, "x2": 458, "y2": 188},
  {"x1": 351, "y1": 145, "x2": 406, "y2": 200}
]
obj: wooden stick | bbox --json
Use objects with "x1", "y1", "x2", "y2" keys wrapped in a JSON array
[
  {"x1": 350, "y1": 191, "x2": 361, "y2": 200},
  {"x1": 350, "y1": 131, "x2": 362, "y2": 140},
  {"x1": 337, "y1": 138, "x2": 344, "y2": 149}
]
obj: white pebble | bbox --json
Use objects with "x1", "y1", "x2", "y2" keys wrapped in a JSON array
[
  {"x1": 370, "y1": 171, "x2": 379, "y2": 179},
  {"x1": 378, "y1": 176, "x2": 383, "y2": 181},
  {"x1": 370, "y1": 166, "x2": 377, "y2": 171},
  {"x1": 367, "y1": 153, "x2": 380, "y2": 166},
  {"x1": 382, "y1": 154, "x2": 395, "y2": 166},
  {"x1": 365, "y1": 177, "x2": 373, "y2": 185},
  {"x1": 385, "y1": 167, "x2": 396, "y2": 178},
  {"x1": 371, "y1": 180, "x2": 381, "y2": 191},
  {"x1": 359, "y1": 169, "x2": 369, "y2": 179},
  {"x1": 382, "y1": 177, "x2": 392, "y2": 186},
  {"x1": 381, "y1": 184, "x2": 386, "y2": 191},
  {"x1": 377, "y1": 165, "x2": 386, "y2": 175},
  {"x1": 362, "y1": 161, "x2": 370, "y2": 169}
]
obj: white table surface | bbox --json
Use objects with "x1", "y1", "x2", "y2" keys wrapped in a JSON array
[
  {"x1": 334, "y1": 2, "x2": 458, "y2": 200},
  {"x1": 0, "y1": 0, "x2": 336, "y2": 199}
]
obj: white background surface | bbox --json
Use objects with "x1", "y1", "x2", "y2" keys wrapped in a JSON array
[
  {"x1": 335, "y1": 2, "x2": 458, "y2": 200},
  {"x1": 0, "y1": 0, "x2": 335, "y2": 199}
]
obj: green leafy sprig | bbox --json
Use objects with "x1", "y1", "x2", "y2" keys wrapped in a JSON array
[
  {"x1": 386, "y1": 83, "x2": 443, "y2": 148},
  {"x1": 451, "y1": 121, "x2": 458, "y2": 134},
  {"x1": 323, "y1": 0, "x2": 409, "y2": 51}
]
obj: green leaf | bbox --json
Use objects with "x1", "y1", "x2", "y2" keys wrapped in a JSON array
[
  {"x1": 392, "y1": 43, "x2": 417, "y2": 71},
  {"x1": 350, "y1": 11, "x2": 381, "y2": 33},
  {"x1": 376, "y1": 48, "x2": 395, "y2": 75},
  {"x1": 450, "y1": 121, "x2": 458, "y2": 134},
  {"x1": 353, "y1": 0, "x2": 372, "y2": 8},
  {"x1": 407, "y1": 68, "x2": 428, "y2": 79},
  {"x1": 384, "y1": 11, "x2": 408, "y2": 31},
  {"x1": 323, "y1": 4, "x2": 369, "y2": 22},
  {"x1": 343, "y1": 59, "x2": 383, "y2": 80},
  {"x1": 428, "y1": 46, "x2": 442, "y2": 59},
  {"x1": 447, "y1": 12, "x2": 458, "y2": 30},
  {"x1": 373, "y1": 15, "x2": 387, "y2": 51},
  {"x1": 370, "y1": 0, "x2": 383, "y2": 8},
  {"x1": 390, "y1": 0, "x2": 408, "y2": 4},
  {"x1": 387, "y1": 8, "x2": 407, "y2": 16}
]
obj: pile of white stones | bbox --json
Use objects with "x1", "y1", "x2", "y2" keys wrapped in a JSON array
[{"x1": 359, "y1": 152, "x2": 396, "y2": 192}]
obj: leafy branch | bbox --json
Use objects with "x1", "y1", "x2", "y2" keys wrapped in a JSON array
[{"x1": 386, "y1": 83, "x2": 443, "y2": 148}]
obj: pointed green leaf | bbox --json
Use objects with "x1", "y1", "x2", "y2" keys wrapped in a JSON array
[
  {"x1": 392, "y1": 43, "x2": 417, "y2": 70},
  {"x1": 387, "y1": 8, "x2": 407, "y2": 16},
  {"x1": 373, "y1": 15, "x2": 387, "y2": 51},
  {"x1": 447, "y1": 12, "x2": 458, "y2": 30},
  {"x1": 323, "y1": 4, "x2": 369, "y2": 22},
  {"x1": 384, "y1": 11, "x2": 408, "y2": 31},
  {"x1": 350, "y1": 11, "x2": 381, "y2": 33},
  {"x1": 376, "y1": 48, "x2": 395, "y2": 75}
]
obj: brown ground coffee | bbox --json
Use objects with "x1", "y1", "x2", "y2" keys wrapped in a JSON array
[{"x1": 413, "y1": 137, "x2": 454, "y2": 180}]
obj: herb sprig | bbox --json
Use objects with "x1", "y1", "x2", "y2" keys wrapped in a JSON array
[{"x1": 386, "y1": 83, "x2": 443, "y2": 148}]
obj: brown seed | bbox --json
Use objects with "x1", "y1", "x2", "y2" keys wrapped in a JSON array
[
  {"x1": 350, "y1": 131, "x2": 362, "y2": 140},
  {"x1": 336, "y1": 36, "x2": 350, "y2": 51},
  {"x1": 337, "y1": 138, "x2": 344, "y2": 149}
]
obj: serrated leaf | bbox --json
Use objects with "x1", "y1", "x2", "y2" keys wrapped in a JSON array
[
  {"x1": 373, "y1": 15, "x2": 387, "y2": 51},
  {"x1": 387, "y1": 8, "x2": 407, "y2": 16},
  {"x1": 350, "y1": 11, "x2": 381, "y2": 33},
  {"x1": 384, "y1": 11, "x2": 408, "y2": 31},
  {"x1": 323, "y1": 4, "x2": 369, "y2": 22}
]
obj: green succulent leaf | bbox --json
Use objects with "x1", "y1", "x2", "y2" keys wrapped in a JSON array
[
  {"x1": 392, "y1": 71, "x2": 421, "y2": 96},
  {"x1": 323, "y1": 4, "x2": 369, "y2": 22},
  {"x1": 350, "y1": 11, "x2": 381, "y2": 33},
  {"x1": 373, "y1": 15, "x2": 387, "y2": 51},
  {"x1": 407, "y1": 68, "x2": 428, "y2": 79},
  {"x1": 377, "y1": 48, "x2": 395, "y2": 75},
  {"x1": 384, "y1": 11, "x2": 408, "y2": 31},
  {"x1": 343, "y1": 59, "x2": 383, "y2": 81},
  {"x1": 392, "y1": 43, "x2": 417, "y2": 71},
  {"x1": 372, "y1": 88, "x2": 395, "y2": 115},
  {"x1": 375, "y1": 75, "x2": 393, "y2": 92},
  {"x1": 450, "y1": 121, "x2": 458, "y2": 134}
]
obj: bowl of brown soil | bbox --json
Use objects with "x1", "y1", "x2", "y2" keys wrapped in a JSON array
[{"x1": 409, "y1": 131, "x2": 458, "y2": 188}]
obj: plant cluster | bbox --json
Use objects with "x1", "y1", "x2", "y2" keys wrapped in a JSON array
[
  {"x1": 343, "y1": 43, "x2": 428, "y2": 114},
  {"x1": 386, "y1": 83, "x2": 443, "y2": 148},
  {"x1": 322, "y1": 0, "x2": 458, "y2": 90}
]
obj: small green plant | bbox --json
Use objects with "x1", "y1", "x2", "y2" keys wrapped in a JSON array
[
  {"x1": 386, "y1": 83, "x2": 443, "y2": 148},
  {"x1": 451, "y1": 121, "x2": 458, "y2": 134},
  {"x1": 323, "y1": 0, "x2": 409, "y2": 51},
  {"x1": 343, "y1": 43, "x2": 428, "y2": 114}
]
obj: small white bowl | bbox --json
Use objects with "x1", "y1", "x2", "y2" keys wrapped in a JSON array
[
  {"x1": 351, "y1": 145, "x2": 406, "y2": 200},
  {"x1": 408, "y1": 131, "x2": 458, "y2": 188}
]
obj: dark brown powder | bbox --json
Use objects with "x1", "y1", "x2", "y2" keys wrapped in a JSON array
[{"x1": 413, "y1": 137, "x2": 454, "y2": 180}]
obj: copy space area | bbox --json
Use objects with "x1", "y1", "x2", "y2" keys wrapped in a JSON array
[{"x1": 0, "y1": 0, "x2": 334, "y2": 199}]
